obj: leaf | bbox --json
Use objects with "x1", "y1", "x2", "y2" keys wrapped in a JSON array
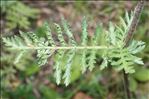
[
  {"x1": 88, "y1": 25, "x2": 100, "y2": 71},
  {"x1": 81, "y1": 16, "x2": 88, "y2": 46},
  {"x1": 129, "y1": 77, "x2": 138, "y2": 92},
  {"x1": 109, "y1": 22, "x2": 116, "y2": 45},
  {"x1": 81, "y1": 16, "x2": 88, "y2": 73},
  {"x1": 14, "y1": 50, "x2": 26, "y2": 64},
  {"x1": 128, "y1": 40, "x2": 145, "y2": 54},
  {"x1": 44, "y1": 22, "x2": 55, "y2": 46},
  {"x1": 54, "y1": 50, "x2": 65, "y2": 85},
  {"x1": 100, "y1": 58, "x2": 108, "y2": 70},
  {"x1": 133, "y1": 56, "x2": 144, "y2": 65},
  {"x1": 2, "y1": 11, "x2": 146, "y2": 86},
  {"x1": 54, "y1": 23, "x2": 66, "y2": 46},
  {"x1": 133, "y1": 67, "x2": 149, "y2": 82},
  {"x1": 63, "y1": 50, "x2": 76, "y2": 86},
  {"x1": 62, "y1": 17, "x2": 77, "y2": 45},
  {"x1": 120, "y1": 17, "x2": 127, "y2": 31},
  {"x1": 20, "y1": 31, "x2": 32, "y2": 46}
]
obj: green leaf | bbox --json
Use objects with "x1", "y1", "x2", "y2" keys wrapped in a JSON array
[
  {"x1": 128, "y1": 40, "x2": 145, "y2": 54},
  {"x1": 81, "y1": 16, "x2": 88, "y2": 73},
  {"x1": 88, "y1": 25, "x2": 101, "y2": 71},
  {"x1": 133, "y1": 67, "x2": 149, "y2": 82},
  {"x1": 100, "y1": 58, "x2": 108, "y2": 70},
  {"x1": 2, "y1": 11, "x2": 146, "y2": 86},
  {"x1": 54, "y1": 50, "x2": 65, "y2": 85},
  {"x1": 14, "y1": 50, "x2": 26, "y2": 64},
  {"x1": 55, "y1": 23, "x2": 66, "y2": 46},
  {"x1": 44, "y1": 22, "x2": 55, "y2": 46},
  {"x1": 129, "y1": 77, "x2": 138, "y2": 92},
  {"x1": 109, "y1": 22, "x2": 116, "y2": 45},
  {"x1": 62, "y1": 17, "x2": 77, "y2": 45},
  {"x1": 63, "y1": 50, "x2": 76, "y2": 86}
]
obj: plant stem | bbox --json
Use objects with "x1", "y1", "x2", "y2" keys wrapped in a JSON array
[
  {"x1": 123, "y1": 1, "x2": 145, "y2": 99},
  {"x1": 123, "y1": 70, "x2": 131, "y2": 99},
  {"x1": 124, "y1": 0, "x2": 145, "y2": 47}
]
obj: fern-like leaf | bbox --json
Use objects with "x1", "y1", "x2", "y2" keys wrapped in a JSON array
[{"x1": 2, "y1": 12, "x2": 145, "y2": 86}]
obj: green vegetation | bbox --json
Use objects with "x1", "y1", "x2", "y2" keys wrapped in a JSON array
[
  {"x1": 1, "y1": 1, "x2": 149, "y2": 99},
  {"x1": 1, "y1": 0, "x2": 39, "y2": 31}
]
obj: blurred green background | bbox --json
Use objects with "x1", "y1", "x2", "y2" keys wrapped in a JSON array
[{"x1": 0, "y1": 0, "x2": 149, "y2": 99}]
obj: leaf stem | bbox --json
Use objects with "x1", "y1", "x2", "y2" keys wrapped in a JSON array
[{"x1": 10, "y1": 46, "x2": 113, "y2": 50}]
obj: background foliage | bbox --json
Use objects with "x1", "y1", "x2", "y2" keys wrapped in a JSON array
[
  {"x1": 1, "y1": 1, "x2": 149, "y2": 99},
  {"x1": 0, "y1": 0, "x2": 39, "y2": 32}
]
